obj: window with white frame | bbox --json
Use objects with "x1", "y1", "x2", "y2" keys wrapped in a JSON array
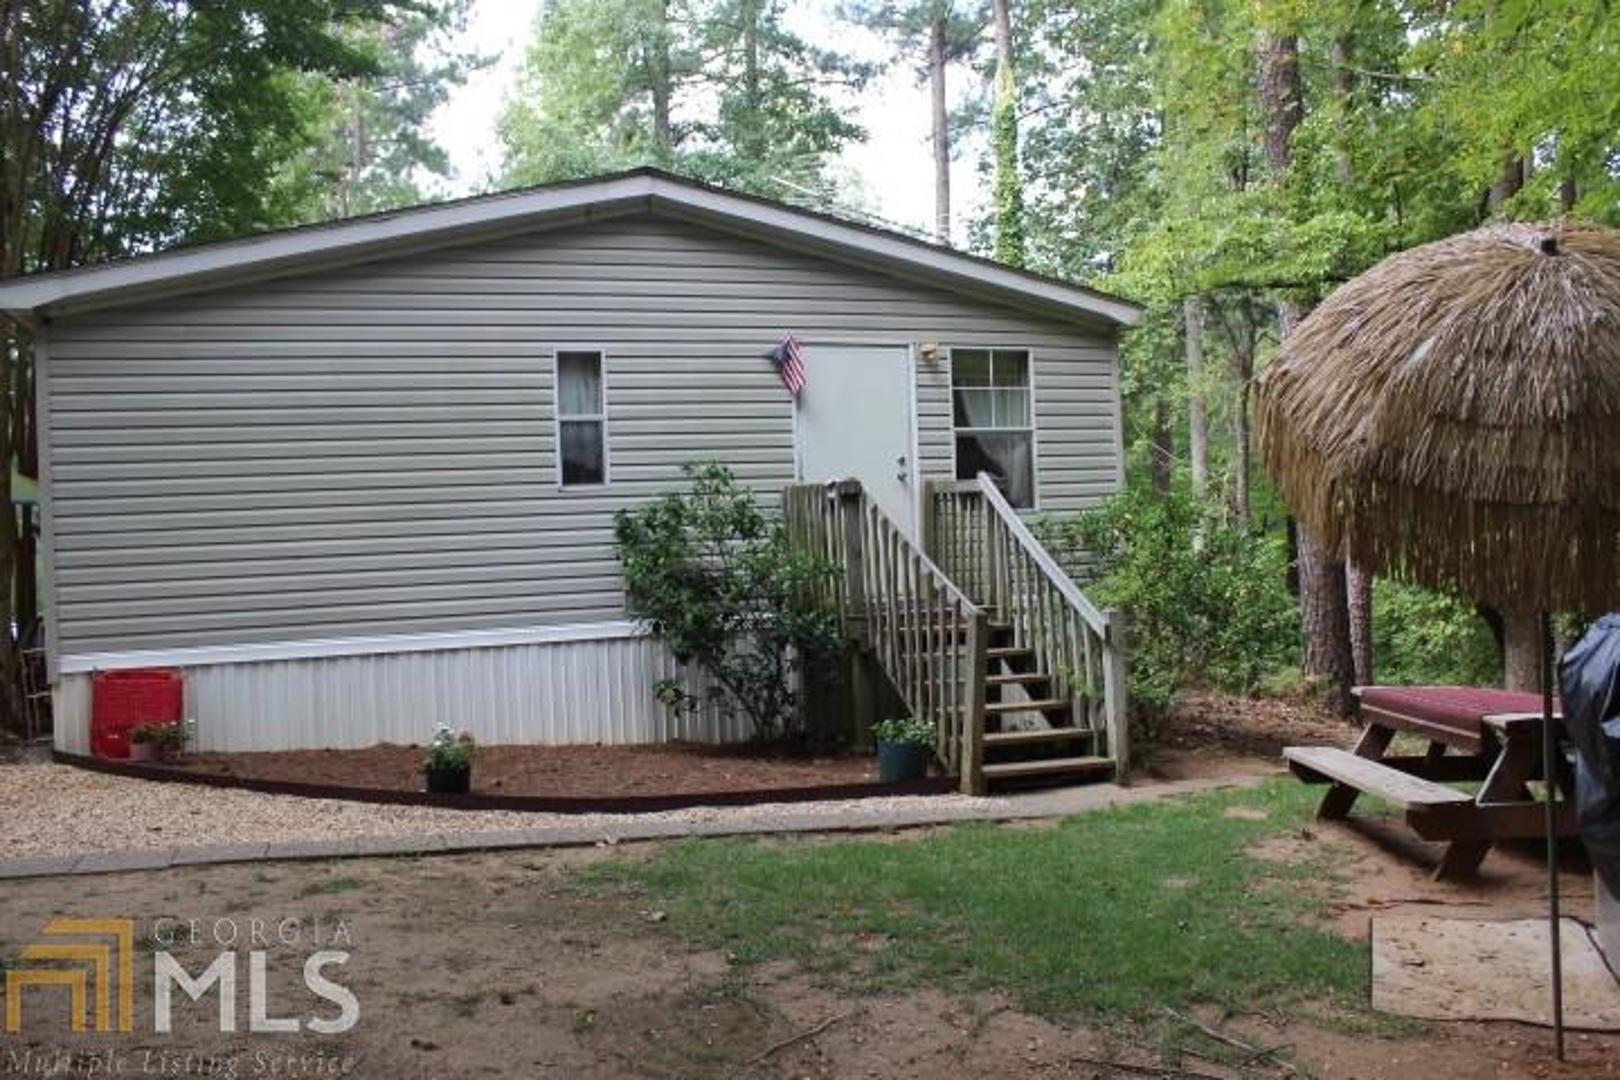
[
  {"x1": 556, "y1": 350, "x2": 606, "y2": 486},
  {"x1": 952, "y1": 348, "x2": 1035, "y2": 508}
]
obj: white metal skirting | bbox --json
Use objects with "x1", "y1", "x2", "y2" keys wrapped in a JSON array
[{"x1": 53, "y1": 632, "x2": 744, "y2": 754}]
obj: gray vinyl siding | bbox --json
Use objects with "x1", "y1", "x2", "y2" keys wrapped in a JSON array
[{"x1": 45, "y1": 214, "x2": 1121, "y2": 658}]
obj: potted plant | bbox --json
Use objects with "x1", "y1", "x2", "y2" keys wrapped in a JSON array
[
  {"x1": 129, "y1": 724, "x2": 162, "y2": 762},
  {"x1": 872, "y1": 717, "x2": 935, "y2": 783},
  {"x1": 423, "y1": 724, "x2": 475, "y2": 794},
  {"x1": 154, "y1": 722, "x2": 188, "y2": 763}
]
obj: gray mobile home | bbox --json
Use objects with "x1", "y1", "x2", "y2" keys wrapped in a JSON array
[{"x1": 0, "y1": 169, "x2": 1138, "y2": 770}]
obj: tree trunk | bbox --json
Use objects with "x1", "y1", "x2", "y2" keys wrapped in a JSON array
[
  {"x1": 740, "y1": 0, "x2": 762, "y2": 164},
  {"x1": 1259, "y1": 25, "x2": 1354, "y2": 712},
  {"x1": 989, "y1": 0, "x2": 1023, "y2": 266},
  {"x1": 1501, "y1": 611, "x2": 1542, "y2": 691},
  {"x1": 1184, "y1": 294, "x2": 1209, "y2": 499},
  {"x1": 1300, "y1": 527, "x2": 1355, "y2": 714},
  {"x1": 1347, "y1": 563, "x2": 1373, "y2": 685},
  {"x1": 928, "y1": 13, "x2": 950, "y2": 244},
  {"x1": 1257, "y1": 31, "x2": 1302, "y2": 177},
  {"x1": 1231, "y1": 368, "x2": 1251, "y2": 524},
  {"x1": 650, "y1": 0, "x2": 673, "y2": 152},
  {"x1": 1488, "y1": 155, "x2": 1525, "y2": 211},
  {"x1": 1329, "y1": 38, "x2": 1354, "y2": 185},
  {"x1": 1150, "y1": 395, "x2": 1172, "y2": 498}
]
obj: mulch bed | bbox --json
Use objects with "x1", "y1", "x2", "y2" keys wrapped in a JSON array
[{"x1": 172, "y1": 741, "x2": 881, "y2": 799}]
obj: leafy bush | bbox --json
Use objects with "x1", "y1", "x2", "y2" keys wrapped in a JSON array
[
  {"x1": 423, "y1": 724, "x2": 475, "y2": 771},
  {"x1": 871, "y1": 717, "x2": 935, "y2": 747},
  {"x1": 1371, "y1": 579, "x2": 1499, "y2": 687},
  {"x1": 615, "y1": 462, "x2": 845, "y2": 742},
  {"x1": 1039, "y1": 487, "x2": 1300, "y2": 718}
]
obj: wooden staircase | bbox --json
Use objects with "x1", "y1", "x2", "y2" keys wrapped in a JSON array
[
  {"x1": 783, "y1": 474, "x2": 1129, "y2": 795},
  {"x1": 978, "y1": 618, "x2": 1115, "y2": 785}
]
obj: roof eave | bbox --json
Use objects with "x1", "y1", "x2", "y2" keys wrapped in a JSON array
[{"x1": 0, "y1": 169, "x2": 1142, "y2": 329}]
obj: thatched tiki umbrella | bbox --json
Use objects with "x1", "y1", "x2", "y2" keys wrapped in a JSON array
[{"x1": 1256, "y1": 220, "x2": 1620, "y2": 1060}]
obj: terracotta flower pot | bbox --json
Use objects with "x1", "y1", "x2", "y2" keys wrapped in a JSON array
[{"x1": 129, "y1": 742, "x2": 158, "y2": 763}]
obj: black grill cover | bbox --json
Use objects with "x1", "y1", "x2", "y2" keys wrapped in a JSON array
[{"x1": 1558, "y1": 614, "x2": 1620, "y2": 898}]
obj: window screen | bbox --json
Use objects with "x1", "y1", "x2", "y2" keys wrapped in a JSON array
[
  {"x1": 557, "y1": 351, "x2": 606, "y2": 486},
  {"x1": 952, "y1": 348, "x2": 1034, "y2": 508}
]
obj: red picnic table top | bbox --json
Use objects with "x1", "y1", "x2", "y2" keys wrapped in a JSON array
[{"x1": 1358, "y1": 685, "x2": 1553, "y2": 749}]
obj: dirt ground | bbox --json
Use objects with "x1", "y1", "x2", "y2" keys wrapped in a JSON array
[
  {"x1": 174, "y1": 740, "x2": 878, "y2": 797},
  {"x1": 1, "y1": 828, "x2": 1617, "y2": 1080},
  {"x1": 5, "y1": 693, "x2": 1618, "y2": 1078}
]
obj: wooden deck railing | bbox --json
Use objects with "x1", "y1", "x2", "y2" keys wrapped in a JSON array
[
  {"x1": 783, "y1": 481, "x2": 988, "y2": 793},
  {"x1": 927, "y1": 475, "x2": 1130, "y2": 775}
]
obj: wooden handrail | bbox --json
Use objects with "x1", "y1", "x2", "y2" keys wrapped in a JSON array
[
  {"x1": 922, "y1": 473, "x2": 1130, "y2": 779},
  {"x1": 973, "y1": 474, "x2": 1106, "y2": 634},
  {"x1": 783, "y1": 480, "x2": 989, "y2": 794}
]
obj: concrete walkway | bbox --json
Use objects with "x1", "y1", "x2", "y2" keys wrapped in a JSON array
[{"x1": 0, "y1": 771, "x2": 1270, "y2": 880}]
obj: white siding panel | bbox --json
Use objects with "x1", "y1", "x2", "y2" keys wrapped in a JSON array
[
  {"x1": 47, "y1": 213, "x2": 1122, "y2": 661},
  {"x1": 52, "y1": 633, "x2": 741, "y2": 753}
]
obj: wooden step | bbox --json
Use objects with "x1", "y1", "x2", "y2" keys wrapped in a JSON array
[
  {"x1": 983, "y1": 727, "x2": 1094, "y2": 749},
  {"x1": 986, "y1": 672, "x2": 1050, "y2": 687},
  {"x1": 986, "y1": 646, "x2": 1033, "y2": 661},
  {"x1": 1283, "y1": 746, "x2": 1472, "y2": 809},
  {"x1": 981, "y1": 756, "x2": 1115, "y2": 781},
  {"x1": 985, "y1": 698, "x2": 1071, "y2": 716}
]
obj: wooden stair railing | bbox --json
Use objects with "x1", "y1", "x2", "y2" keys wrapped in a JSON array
[
  {"x1": 783, "y1": 480, "x2": 990, "y2": 793},
  {"x1": 927, "y1": 474, "x2": 1130, "y2": 780}
]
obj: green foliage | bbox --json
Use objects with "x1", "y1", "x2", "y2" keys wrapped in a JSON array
[
  {"x1": 1371, "y1": 580, "x2": 1500, "y2": 689},
  {"x1": 574, "y1": 780, "x2": 1371, "y2": 1023},
  {"x1": 990, "y1": 85, "x2": 1025, "y2": 267},
  {"x1": 1043, "y1": 487, "x2": 1299, "y2": 716},
  {"x1": 285, "y1": 2, "x2": 486, "y2": 219},
  {"x1": 614, "y1": 462, "x2": 845, "y2": 741},
  {"x1": 500, "y1": 0, "x2": 872, "y2": 198},
  {"x1": 871, "y1": 716, "x2": 935, "y2": 747},
  {"x1": 0, "y1": 1, "x2": 459, "y2": 272},
  {"x1": 423, "y1": 724, "x2": 476, "y2": 771}
]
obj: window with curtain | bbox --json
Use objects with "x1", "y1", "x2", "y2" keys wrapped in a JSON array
[
  {"x1": 556, "y1": 350, "x2": 606, "y2": 486},
  {"x1": 952, "y1": 348, "x2": 1034, "y2": 508}
]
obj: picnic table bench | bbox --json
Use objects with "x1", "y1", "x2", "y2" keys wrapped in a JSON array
[{"x1": 1284, "y1": 686, "x2": 1578, "y2": 879}]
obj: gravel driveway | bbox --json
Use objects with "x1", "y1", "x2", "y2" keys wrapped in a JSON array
[{"x1": 0, "y1": 762, "x2": 1023, "y2": 861}]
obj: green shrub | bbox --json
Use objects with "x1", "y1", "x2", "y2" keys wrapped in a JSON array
[
  {"x1": 871, "y1": 717, "x2": 935, "y2": 747},
  {"x1": 1038, "y1": 487, "x2": 1300, "y2": 718},
  {"x1": 1371, "y1": 578, "x2": 1499, "y2": 687},
  {"x1": 614, "y1": 461, "x2": 845, "y2": 742}
]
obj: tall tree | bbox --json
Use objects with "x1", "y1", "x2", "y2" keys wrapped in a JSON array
[
  {"x1": 988, "y1": 0, "x2": 1023, "y2": 265},
  {"x1": 500, "y1": 0, "x2": 694, "y2": 182},
  {"x1": 501, "y1": 0, "x2": 871, "y2": 198},
  {"x1": 301, "y1": 2, "x2": 484, "y2": 220},
  {"x1": 0, "y1": 0, "x2": 434, "y2": 728},
  {"x1": 842, "y1": 1, "x2": 983, "y2": 243}
]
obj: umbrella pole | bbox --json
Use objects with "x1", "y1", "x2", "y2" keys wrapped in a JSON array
[{"x1": 1541, "y1": 609, "x2": 1564, "y2": 1061}]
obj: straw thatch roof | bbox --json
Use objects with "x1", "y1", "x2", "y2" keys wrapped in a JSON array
[{"x1": 1255, "y1": 220, "x2": 1620, "y2": 612}]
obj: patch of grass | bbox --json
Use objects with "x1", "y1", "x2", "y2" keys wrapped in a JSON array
[
  {"x1": 294, "y1": 876, "x2": 367, "y2": 899},
  {"x1": 573, "y1": 780, "x2": 1373, "y2": 1023}
]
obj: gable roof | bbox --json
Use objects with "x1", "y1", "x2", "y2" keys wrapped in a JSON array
[{"x1": 0, "y1": 168, "x2": 1141, "y2": 328}]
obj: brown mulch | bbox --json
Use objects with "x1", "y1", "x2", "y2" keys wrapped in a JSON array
[
  {"x1": 1154, "y1": 687, "x2": 1358, "y2": 762},
  {"x1": 173, "y1": 740, "x2": 878, "y2": 798}
]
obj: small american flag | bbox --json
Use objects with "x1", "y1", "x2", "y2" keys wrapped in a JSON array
[{"x1": 768, "y1": 335, "x2": 807, "y2": 397}]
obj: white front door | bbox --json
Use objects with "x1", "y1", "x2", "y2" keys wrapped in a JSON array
[{"x1": 795, "y1": 344, "x2": 916, "y2": 536}]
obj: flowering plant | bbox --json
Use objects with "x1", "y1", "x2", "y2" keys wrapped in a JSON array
[{"x1": 423, "y1": 724, "x2": 475, "y2": 771}]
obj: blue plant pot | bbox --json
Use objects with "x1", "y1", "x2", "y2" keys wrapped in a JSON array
[{"x1": 876, "y1": 740, "x2": 932, "y2": 783}]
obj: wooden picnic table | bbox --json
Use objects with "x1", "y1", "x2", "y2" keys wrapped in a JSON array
[{"x1": 1285, "y1": 686, "x2": 1578, "y2": 879}]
